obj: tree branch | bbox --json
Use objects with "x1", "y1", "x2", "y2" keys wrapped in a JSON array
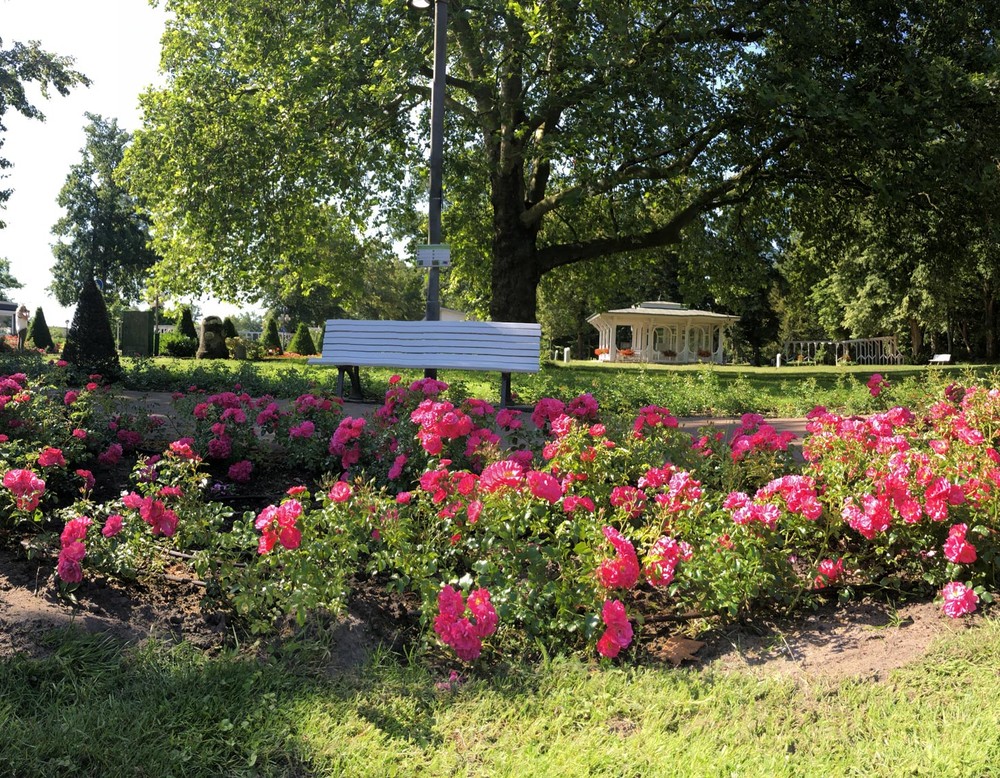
[
  {"x1": 521, "y1": 120, "x2": 728, "y2": 228},
  {"x1": 536, "y1": 136, "x2": 796, "y2": 272}
]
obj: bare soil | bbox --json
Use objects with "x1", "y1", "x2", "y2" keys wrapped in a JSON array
[
  {"x1": 690, "y1": 596, "x2": 973, "y2": 681},
  {"x1": 0, "y1": 537, "x2": 975, "y2": 682}
]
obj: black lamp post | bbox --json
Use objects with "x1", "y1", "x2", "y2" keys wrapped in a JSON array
[{"x1": 410, "y1": 0, "x2": 447, "y2": 324}]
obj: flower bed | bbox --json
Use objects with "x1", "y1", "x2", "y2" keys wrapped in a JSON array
[{"x1": 0, "y1": 366, "x2": 995, "y2": 664}]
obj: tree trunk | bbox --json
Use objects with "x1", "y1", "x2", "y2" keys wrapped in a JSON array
[
  {"x1": 489, "y1": 167, "x2": 541, "y2": 322},
  {"x1": 985, "y1": 294, "x2": 996, "y2": 361},
  {"x1": 909, "y1": 318, "x2": 922, "y2": 362}
]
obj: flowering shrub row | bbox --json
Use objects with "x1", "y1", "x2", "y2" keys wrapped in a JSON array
[{"x1": 0, "y1": 367, "x2": 996, "y2": 665}]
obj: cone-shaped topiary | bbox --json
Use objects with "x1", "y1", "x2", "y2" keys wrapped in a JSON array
[
  {"x1": 27, "y1": 307, "x2": 55, "y2": 352},
  {"x1": 176, "y1": 306, "x2": 197, "y2": 339},
  {"x1": 287, "y1": 322, "x2": 317, "y2": 355},
  {"x1": 63, "y1": 277, "x2": 122, "y2": 380},
  {"x1": 222, "y1": 317, "x2": 239, "y2": 341},
  {"x1": 197, "y1": 316, "x2": 229, "y2": 359},
  {"x1": 262, "y1": 313, "x2": 283, "y2": 355}
]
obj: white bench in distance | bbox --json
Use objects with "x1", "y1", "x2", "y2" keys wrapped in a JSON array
[
  {"x1": 309, "y1": 319, "x2": 542, "y2": 407},
  {"x1": 929, "y1": 353, "x2": 951, "y2": 364}
]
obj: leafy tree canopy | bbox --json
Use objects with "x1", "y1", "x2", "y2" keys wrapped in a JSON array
[
  {"x1": 0, "y1": 37, "x2": 89, "y2": 225},
  {"x1": 49, "y1": 114, "x2": 160, "y2": 308},
  {"x1": 123, "y1": 0, "x2": 1000, "y2": 324},
  {"x1": 0, "y1": 257, "x2": 23, "y2": 301}
]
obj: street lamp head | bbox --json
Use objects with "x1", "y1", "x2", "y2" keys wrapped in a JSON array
[{"x1": 408, "y1": 0, "x2": 433, "y2": 8}]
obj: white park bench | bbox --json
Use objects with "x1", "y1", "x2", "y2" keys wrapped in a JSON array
[
  {"x1": 929, "y1": 353, "x2": 951, "y2": 364},
  {"x1": 309, "y1": 319, "x2": 542, "y2": 407}
]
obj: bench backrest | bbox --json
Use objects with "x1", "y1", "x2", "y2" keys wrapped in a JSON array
[
  {"x1": 314, "y1": 319, "x2": 542, "y2": 373},
  {"x1": 930, "y1": 353, "x2": 951, "y2": 362}
]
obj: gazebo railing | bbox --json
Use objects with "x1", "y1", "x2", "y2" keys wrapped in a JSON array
[{"x1": 784, "y1": 336, "x2": 903, "y2": 365}]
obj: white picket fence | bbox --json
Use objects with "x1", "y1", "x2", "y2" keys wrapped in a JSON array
[{"x1": 783, "y1": 336, "x2": 904, "y2": 365}]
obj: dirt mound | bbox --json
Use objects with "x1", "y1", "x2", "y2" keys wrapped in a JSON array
[
  {"x1": 692, "y1": 596, "x2": 971, "y2": 681},
  {"x1": 0, "y1": 539, "x2": 973, "y2": 681}
]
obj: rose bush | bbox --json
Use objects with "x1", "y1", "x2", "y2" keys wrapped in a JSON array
[{"x1": 1, "y1": 367, "x2": 997, "y2": 665}]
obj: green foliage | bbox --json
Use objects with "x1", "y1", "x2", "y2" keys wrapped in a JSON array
[
  {"x1": 0, "y1": 258, "x2": 24, "y2": 301},
  {"x1": 121, "y1": 0, "x2": 1000, "y2": 324},
  {"x1": 48, "y1": 114, "x2": 159, "y2": 308},
  {"x1": 175, "y1": 306, "x2": 197, "y2": 339},
  {"x1": 158, "y1": 332, "x2": 197, "y2": 358},
  {"x1": 0, "y1": 39, "x2": 89, "y2": 223},
  {"x1": 5, "y1": 362, "x2": 1000, "y2": 675},
  {"x1": 261, "y1": 313, "x2": 283, "y2": 355},
  {"x1": 287, "y1": 323, "x2": 316, "y2": 356},
  {"x1": 227, "y1": 311, "x2": 261, "y2": 333},
  {"x1": 221, "y1": 317, "x2": 238, "y2": 340},
  {"x1": 61, "y1": 278, "x2": 122, "y2": 380},
  {"x1": 27, "y1": 307, "x2": 55, "y2": 352}
]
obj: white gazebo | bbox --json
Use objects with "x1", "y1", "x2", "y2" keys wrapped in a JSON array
[{"x1": 588, "y1": 301, "x2": 740, "y2": 364}]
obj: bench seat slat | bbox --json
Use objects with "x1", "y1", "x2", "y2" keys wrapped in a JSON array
[
  {"x1": 312, "y1": 356, "x2": 538, "y2": 372},
  {"x1": 309, "y1": 319, "x2": 542, "y2": 405}
]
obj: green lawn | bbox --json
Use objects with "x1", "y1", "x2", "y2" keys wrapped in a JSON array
[
  {"x1": 115, "y1": 354, "x2": 992, "y2": 418},
  {"x1": 1, "y1": 620, "x2": 997, "y2": 776}
]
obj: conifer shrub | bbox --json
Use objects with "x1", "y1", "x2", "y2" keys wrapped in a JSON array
[
  {"x1": 222, "y1": 317, "x2": 239, "y2": 341},
  {"x1": 262, "y1": 313, "x2": 283, "y2": 355},
  {"x1": 27, "y1": 307, "x2": 55, "y2": 352},
  {"x1": 197, "y1": 315, "x2": 229, "y2": 359},
  {"x1": 62, "y1": 277, "x2": 122, "y2": 379},
  {"x1": 287, "y1": 323, "x2": 317, "y2": 355},
  {"x1": 176, "y1": 306, "x2": 197, "y2": 339}
]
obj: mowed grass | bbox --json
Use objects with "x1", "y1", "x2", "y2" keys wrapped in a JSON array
[
  {"x1": 121, "y1": 354, "x2": 988, "y2": 417},
  {"x1": 2, "y1": 619, "x2": 999, "y2": 777}
]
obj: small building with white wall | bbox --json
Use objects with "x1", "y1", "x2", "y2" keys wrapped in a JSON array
[
  {"x1": 587, "y1": 301, "x2": 739, "y2": 364},
  {"x1": 0, "y1": 301, "x2": 17, "y2": 336}
]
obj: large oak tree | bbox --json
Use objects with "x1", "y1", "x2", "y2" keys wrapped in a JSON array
[{"x1": 123, "y1": 0, "x2": 1000, "y2": 322}]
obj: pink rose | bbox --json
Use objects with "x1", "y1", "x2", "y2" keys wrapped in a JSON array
[
  {"x1": 328, "y1": 481, "x2": 353, "y2": 503},
  {"x1": 941, "y1": 582, "x2": 979, "y2": 618}
]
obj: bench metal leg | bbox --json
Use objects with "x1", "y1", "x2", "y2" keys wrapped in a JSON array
[
  {"x1": 336, "y1": 366, "x2": 363, "y2": 400},
  {"x1": 500, "y1": 372, "x2": 511, "y2": 408},
  {"x1": 347, "y1": 366, "x2": 362, "y2": 400}
]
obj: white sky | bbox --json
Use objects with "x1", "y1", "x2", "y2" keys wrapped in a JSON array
[{"x1": 2, "y1": 0, "x2": 249, "y2": 325}]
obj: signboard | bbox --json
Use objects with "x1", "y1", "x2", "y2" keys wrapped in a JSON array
[{"x1": 416, "y1": 244, "x2": 451, "y2": 268}]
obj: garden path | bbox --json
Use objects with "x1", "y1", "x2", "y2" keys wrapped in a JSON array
[{"x1": 113, "y1": 390, "x2": 810, "y2": 447}]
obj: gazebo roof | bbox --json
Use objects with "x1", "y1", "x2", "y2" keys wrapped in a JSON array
[
  {"x1": 587, "y1": 301, "x2": 739, "y2": 324},
  {"x1": 0, "y1": 301, "x2": 18, "y2": 313}
]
